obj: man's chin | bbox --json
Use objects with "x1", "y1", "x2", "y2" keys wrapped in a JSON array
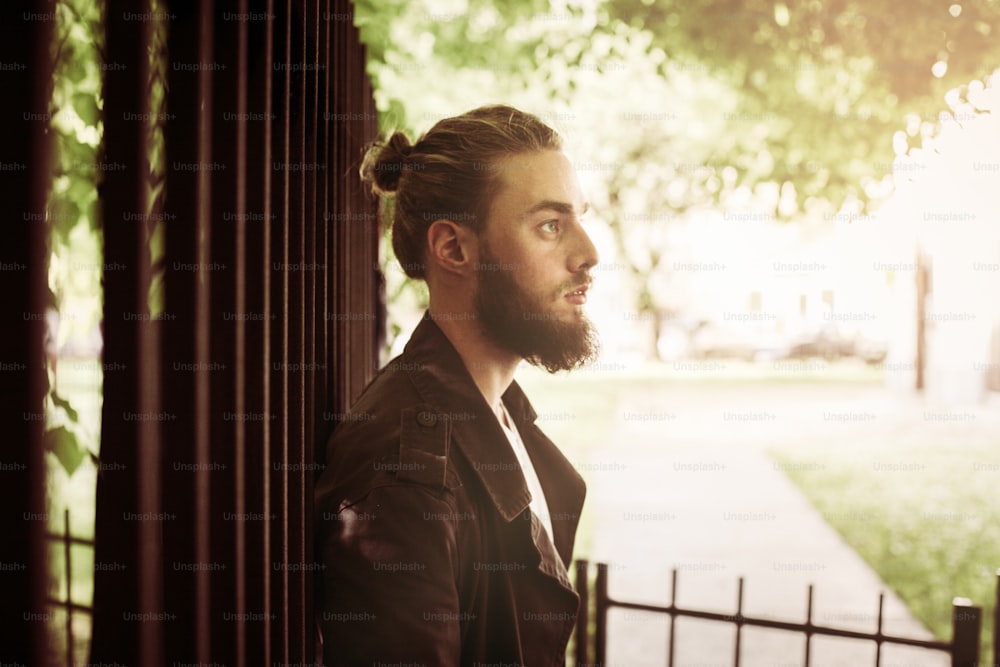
[
  {"x1": 522, "y1": 317, "x2": 600, "y2": 373},
  {"x1": 473, "y1": 262, "x2": 598, "y2": 372}
]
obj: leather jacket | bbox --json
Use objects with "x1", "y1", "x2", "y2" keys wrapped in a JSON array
[{"x1": 315, "y1": 315, "x2": 586, "y2": 666}]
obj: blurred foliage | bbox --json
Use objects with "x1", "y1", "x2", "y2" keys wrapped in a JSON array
[
  {"x1": 356, "y1": 0, "x2": 1000, "y2": 210},
  {"x1": 48, "y1": 0, "x2": 103, "y2": 245},
  {"x1": 146, "y1": 0, "x2": 168, "y2": 317},
  {"x1": 609, "y1": 0, "x2": 1000, "y2": 206},
  {"x1": 45, "y1": 0, "x2": 106, "y2": 478},
  {"x1": 352, "y1": 0, "x2": 1000, "y2": 355}
]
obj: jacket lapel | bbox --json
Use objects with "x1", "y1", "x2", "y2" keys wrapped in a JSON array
[{"x1": 401, "y1": 316, "x2": 586, "y2": 575}]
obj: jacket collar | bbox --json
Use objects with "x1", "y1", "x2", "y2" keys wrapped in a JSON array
[{"x1": 400, "y1": 314, "x2": 541, "y2": 522}]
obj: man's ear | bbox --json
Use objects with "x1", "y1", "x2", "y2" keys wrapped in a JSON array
[{"x1": 426, "y1": 219, "x2": 477, "y2": 276}]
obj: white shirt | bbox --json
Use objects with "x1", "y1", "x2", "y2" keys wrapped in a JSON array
[{"x1": 497, "y1": 402, "x2": 554, "y2": 541}]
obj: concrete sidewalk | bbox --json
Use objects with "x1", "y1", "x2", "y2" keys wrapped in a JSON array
[{"x1": 580, "y1": 383, "x2": 986, "y2": 667}]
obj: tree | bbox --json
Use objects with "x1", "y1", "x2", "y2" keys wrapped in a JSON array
[{"x1": 351, "y1": 0, "x2": 1000, "y2": 356}]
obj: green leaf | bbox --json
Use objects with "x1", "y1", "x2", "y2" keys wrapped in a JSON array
[
  {"x1": 73, "y1": 92, "x2": 101, "y2": 127},
  {"x1": 148, "y1": 268, "x2": 165, "y2": 317},
  {"x1": 44, "y1": 426, "x2": 87, "y2": 477},
  {"x1": 47, "y1": 198, "x2": 81, "y2": 246},
  {"x1": 50, "y1": 391, "x2": 80, "y2": 423}
]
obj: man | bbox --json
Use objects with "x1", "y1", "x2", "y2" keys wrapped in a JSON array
[{"x1": 315, "y1": 105, "x2": 600, "y2": 665}]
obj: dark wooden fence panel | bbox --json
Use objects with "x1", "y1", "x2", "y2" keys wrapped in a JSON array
[{"x1": 90, "y1": 0, "x2": 379, "y2": 664}]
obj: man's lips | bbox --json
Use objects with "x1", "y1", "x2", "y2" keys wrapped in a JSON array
[{"x1": 565, "y1": 284, "x2": 589, "y2": 305}]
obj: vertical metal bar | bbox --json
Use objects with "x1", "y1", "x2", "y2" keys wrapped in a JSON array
[
  {"x1": 951, "y1": 598, "x2": 981, "y2": 667},
  {"x1": 91, "y1": 0, "x2": 160, "y2": 663},
  {"x1": 64, "y1": 510, "x2": 72, "y2": 667},
  {"x1": 993, "y1": 569, "x2": 999, "y2": 667},
  {"x1": 345, "y1": 0, "x2": 375, "y2": 397},
  {"x1": 876, "y1": 593, "x2": 884, "y2": 667},
  {"x1": 5, "y1": 1, "x2": 52, "y2": 660},
  {"x1": 734, "y1": 578, "x2": 743, "y2": 667},
  {"x1": 595, "y1": 562, "x2": 609, "y2": 665},
  {"x1": 234, "y1": 2, "x2": 249, "y2": 666},
  {"x1": 159, "y1": 2, "x2": 195, "y2": 659},
  {"x1": 304, "y1": 16, "x2": 320, "y2": 649},
  {"x1": 669, "y1": 569, "x2": 677, "y2": 667},
  {"x1": 318, "y1": 0, "x2": 332, "y2": 445},
  {"x1": 574, "y1": 560, "x2": 589, "y2": 666},
  {"x1": 262, "y1": 0, "x2": 275, "y2": 660},
  {"x1": 344, "y1": 0, "x2": 358, "y2": 395},
  {"x1": 330, "y1": 0, "x2": 341, "y2": 412},
  {"x1": 194, "y1": 2, "x2": 215, "y2": 663},
  {"x1": 278, "y1": 2, "x2": 292, "y2": 660},
  {"x1": 136, "y1": 4, "x2": 162, "y2": 658},
  {"x1": 334, "y1": 0, "x2": 349, "y2": 412},
  {"x1": 294, "y1": 3, "x2": 316, "y2": 659},
  {"x1": 804, "y1": 584, "x2": 812, "y2": 667}
]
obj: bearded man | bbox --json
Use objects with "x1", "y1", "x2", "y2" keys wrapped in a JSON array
[{"x1": 315, "y1": 105, "x2": 601, "y2": 665}]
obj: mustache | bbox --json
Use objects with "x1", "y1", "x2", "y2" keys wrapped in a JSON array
[{"x1": 558, "y1": 273, "x2": 593, "y2": 295}]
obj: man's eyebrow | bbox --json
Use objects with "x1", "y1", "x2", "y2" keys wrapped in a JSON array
[{"x1": 523, "y1": 200, "x2": 590, "y2": 217}]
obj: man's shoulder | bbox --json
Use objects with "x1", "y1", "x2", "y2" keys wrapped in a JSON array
[
  {"x1": 318, "y1": 358, "x2": 465, "y2": 504},
  {"x1": 324, "y1": 359, "x2": 421, "y2": 461}
]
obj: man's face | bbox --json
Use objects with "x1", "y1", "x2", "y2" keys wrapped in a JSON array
[{"x1": 473, "y1": 150, "x2": 600, "y2": 372}]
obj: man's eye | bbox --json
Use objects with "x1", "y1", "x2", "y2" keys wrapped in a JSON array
[{"x1": 540, "y1": 220, "x2": 559, "y2": 233}]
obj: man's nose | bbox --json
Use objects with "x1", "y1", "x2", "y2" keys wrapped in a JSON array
[{"x1": 569, "y1": 222, "x2": 599, "y2": 272}]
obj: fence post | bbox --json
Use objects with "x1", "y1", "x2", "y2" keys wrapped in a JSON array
[
  {"x1": 993, "y1": 569, "x2": 999, "y2": 667},
  {"x1": 64, "y1": 510, "x2": 72, "y2": 667},
  {"x1": 575, "y1": 560, "x2": 590, "y2": 666},
  {"x1": 595, "y1": 563, "x2": 609, "y2": 667},
  {"x1": 951, "y1": 597, "x2": 981, "y2": 667}
]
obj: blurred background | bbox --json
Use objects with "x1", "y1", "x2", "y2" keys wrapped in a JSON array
[
  {"x1": 42, "y1": 0, "x2": 1000, "y2": 663},
  {"x1": 349, "y1": 0, "x2": 1000, "y2": 662}
]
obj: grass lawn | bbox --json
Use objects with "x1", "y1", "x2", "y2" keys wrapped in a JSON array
[{"x1": 768, "y1": 433, "x2": 1000, "y2": 660}]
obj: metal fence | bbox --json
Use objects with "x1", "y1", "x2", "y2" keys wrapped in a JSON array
[
  {"x1": 573, "y1": 560, "x2": 997, "y2": 667},
  {"x1": 86, "y1": 0, "x2": 380, "y2": 665},
  {"x1": 46, "y1": 537, "x2": 996, "y2": 666}
]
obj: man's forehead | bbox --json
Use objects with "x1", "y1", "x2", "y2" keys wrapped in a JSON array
[
  {"x1": 492, "y1": 150, "x2": 588, "y2": 217},
  {"x1": 521, "y1": 199, "x2": 591, "y2": 217}
]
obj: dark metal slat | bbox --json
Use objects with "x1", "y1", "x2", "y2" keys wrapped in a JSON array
[
  {"x1": 5, "y1": 1, "x2": 55, "y2": 663},
  {"x1": 234, "y1": 2, "x2": 250, "y2": 665},
  {"x1": 194, "y1": 3, "x2": 215, "y2": 663},
  {"x1": 261, "y1": 0, "x2": 276, "y2": 660},
  {"x1": 91, "y1": 0, "x2": 160, "y2": 663},
  {"x1": 273, "y1": 1, "x2": 292, "y2": 661}
]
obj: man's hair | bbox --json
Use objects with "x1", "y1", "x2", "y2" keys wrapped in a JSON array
[{"x1": 360, "y1": 105, "x2": 562, "y2": 280}]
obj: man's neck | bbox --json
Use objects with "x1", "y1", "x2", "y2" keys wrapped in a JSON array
[{"x1": 427, "y1": 306, "x2": 520, "y2": 417}]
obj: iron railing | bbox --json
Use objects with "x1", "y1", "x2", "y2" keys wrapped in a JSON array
[{"x1": 574, "y1": 560, "x2": 996, "y2": 667}]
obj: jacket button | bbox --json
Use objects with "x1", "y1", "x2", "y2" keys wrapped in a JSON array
[{"x1": 416, "y1": 411, "x2": 437, "y2": 427}]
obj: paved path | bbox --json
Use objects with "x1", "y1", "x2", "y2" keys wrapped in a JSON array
[{"x1": 581, "y1": 383, "x2": 999, "y2": 667}]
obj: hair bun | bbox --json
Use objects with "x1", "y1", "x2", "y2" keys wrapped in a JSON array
[{"x1": 360, "y1": 131, "x2": 414, "y2": 195}]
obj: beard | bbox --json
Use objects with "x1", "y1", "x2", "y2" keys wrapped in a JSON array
[{"x1": 474, "y1": 246, "x2": 599, "y2": 373}]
